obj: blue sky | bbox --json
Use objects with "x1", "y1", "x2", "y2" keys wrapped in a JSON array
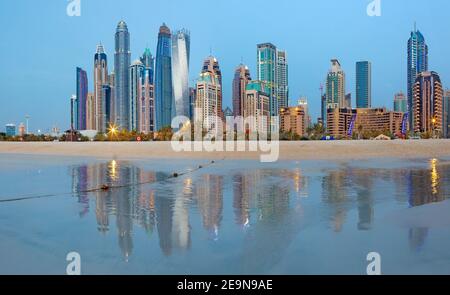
[{"x1": 1, "y1": 0, "x2": 449, "y2": 132}]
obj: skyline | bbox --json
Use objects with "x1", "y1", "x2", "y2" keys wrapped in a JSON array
[{"x1": 1, "y1": 0, "x2": 450, "y2": 132}]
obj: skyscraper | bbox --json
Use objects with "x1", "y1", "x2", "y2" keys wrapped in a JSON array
[
  {"x1": 232, "y1": 64, "x2": 251, "y2": 117},
  {"x1": 172, "y1": 29, "x2": 191, "y2": 119},
  {"x1": 129, "y1": 60, "x2": 144, "y2": 131},
  {"x1": 443, "y1": 90, "x2": 450, "y2": 138},
  {"x1": 94, "y1": 44, "x2": 108, "y2": 132},
  {"x1": 139, "y1": 48, "x2": 155, "y2": 134},
  {"x1": 276, "y1": 50, "x2": 289, "y2": 109},
  {"x1": 195, "y1": 57, "x2": 223, "y2": 133},
  {"x1": 394, "y1": 92, "x2": 407, "y2": 113},
  {"x1": 412, "y1": 71, "x2": 443, "y2": 135},
  {"x1": 243, "y1": 81, "x2": 270, "y2": 134},
  {"x1": 408, "y1": 26, "x2": 428, "y2": 127},
  {"x1": 155, "y1": 23, "x2": 174, "y2": 131},
  {"x1": 114, "y1": 21, "x2": 131, "y2": 130},
  {"x1": 76, "y1": 67, "x2": 88, "y2": 130},
  {"x1": 356, "y1": 61, "x2": 372, "y2": 108},
  {"x1": 326, "y1": 59, "x2": 346, "y2": 110},
  {"x1": 257, "y1": 43, "x2": 278, "y2": 116}
]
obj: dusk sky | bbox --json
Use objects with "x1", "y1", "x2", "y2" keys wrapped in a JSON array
[{"x1": 1, "y1": 0, "x2": 449, "y2": 132}]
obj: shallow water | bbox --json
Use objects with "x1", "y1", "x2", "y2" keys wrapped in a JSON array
[{"x1": 0, "y1": 155, "x2": 450, "y2": 274}]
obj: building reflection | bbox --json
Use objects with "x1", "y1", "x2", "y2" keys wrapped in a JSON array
[
  {"x1": 195, "y1": 175, "x2": 223, "y2": 240},
  {"x1": 321, "y1": 169, "x2": 349, "y2": 232}
]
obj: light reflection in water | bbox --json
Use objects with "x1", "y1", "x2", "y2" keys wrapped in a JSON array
[{"x1": 70, "y1": 159, "x2": 450, "y2": 260}]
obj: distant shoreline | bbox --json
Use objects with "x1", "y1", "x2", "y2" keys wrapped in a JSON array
[{"x1": 0, "y1": 140, "x2": 449, "y2": 161}]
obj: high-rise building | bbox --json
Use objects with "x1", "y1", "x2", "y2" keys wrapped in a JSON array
[
  {"x1": 76, "y1": 67, "x2": 88, "y2": 130},
  {"x1": 321, "y1": 93, "x2": 327, "y2": 126},
  {"x1": 326, "y1": 59, "x2": 346, "y2": 111},
  {"x1": 356, "y1": 61, "x2": 372, "y2": 108},
  {"x1": 195, "y1": 61, "x2": 222, "y2": 133},
  {"x1": 155, "y1": 23, "x2": 174, "y2": 131},
  {"x1": 276, "y1": 50, "x2": 289, "y2": 109},
  {"x1": 5, "y1": 124, "x2": 16, "y2": 137},
  {"x1": 412, "y1": 71, "x2": 443, "y2": 135},
  {"x1": 172, "y1": 29, "x2": 191, "y2": 119},
  {"x1": 232, "y1": 64, "x2": 251, "y2": 117},
  {"x1": 408, "y1": 26, "x2": 428, "y2": 127},
  {"x1": 86, "y1": 92, "x2": 95, "y2": 130},
  {"x1": 94, "y1": 44, "x2": 108, "y2": 132},
  {"x1": 114, "y1": 21, "x2": 131, "y2": 130},
  {"x1": 257, "y1": 43, "x2": 278, "y2": 116},
  {"x1": 139, "y1": 48, "x2": 155, "y2": 133},
  {"x1": 394, "y1": 92, "x2": 407, "y2": 113},
  {"x1": 243, "y1": 81, "x2": 270, "y2": 134},
  {"x1": 129, "y1": 60, "x2": 144, "y2": 131},
  {"x1": 444, "y1": 90, "x2": 450, "y2": 138}
]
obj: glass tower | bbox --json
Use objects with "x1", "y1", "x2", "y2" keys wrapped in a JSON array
[
  {"x1": 171, "y1": 29, "x2": 191, "y2": 119},
  {"x1": 114, "y1": 21, "x2": 131, "y2": 130},
  {"x1": 94, "y1": 44, "x2": 108, "y2": 132},
  {"x1": 155, "y1": 23, "x2": 174, "y2": 131},
  {"x1": 232, "y1": 64, "x2": 251, "y2": 117},
  {"x1": 257, "y1": 43, "x2": 278, "y2": 116},
  {"x1": 356, "y1": 61, "x2": 371, "y2": 108},
  {"x1": 76, "y1": 67, "x2": 88, "y2": 130},
  {"x1": 407, "y1": 26, "x2": 428, "y2": 127}
]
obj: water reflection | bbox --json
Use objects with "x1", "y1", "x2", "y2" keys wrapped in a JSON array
[{"x1": 69, "y1": 159, "x2": 450, "y2": 261}]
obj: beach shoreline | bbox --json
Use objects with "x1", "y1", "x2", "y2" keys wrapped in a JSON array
[{"x1": 0, "y1": 140, "x2": 449, "y2": 161}]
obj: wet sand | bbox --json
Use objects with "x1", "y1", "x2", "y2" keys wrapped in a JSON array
[{"x1": 0, "y1": 140, "x2": 449, "y2": 160}]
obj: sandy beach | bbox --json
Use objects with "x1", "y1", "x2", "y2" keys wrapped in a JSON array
[{"x1": 0, "y1": 140, "x2": 449, "y2": 161}]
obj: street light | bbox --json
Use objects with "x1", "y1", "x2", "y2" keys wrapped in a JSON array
[{"x1": 432, "y1": 117, "x2": 437, "y2": 139}]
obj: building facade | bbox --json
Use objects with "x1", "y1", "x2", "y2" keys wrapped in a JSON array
[
  {"x1": 412, "y1": 71, "x2": 443, "y2": 135},
  {"x1": 76, "y1": 67, "x2": 88, "y2": 130},
  {"x1": 171, "y1": 29, "x2": 191, "y2": 119},
  {"x1": 114, "y1": 21, "x2": 131, "y2": 130},
  {"x1": 280, "y1": 106, "x2": 306, "y2": 137},
  {"x1": 327, "y1": 108, "x2": 404, "y2": 138},
  {"x1": 407, "y1": 27, "x2": 428, "y2": 127},
  {"x1": 155, "y1": 23, "x2": 174, "y2": 131},
  {"x1": 86, "y1": 92, "x2": 95, "y2": 130},
  {"x1": 356, "y1": 61, "x2": 372, "y2": 108},
  {"x1": 232, "y1": 64, "x2": 251, "y2": 117}
]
